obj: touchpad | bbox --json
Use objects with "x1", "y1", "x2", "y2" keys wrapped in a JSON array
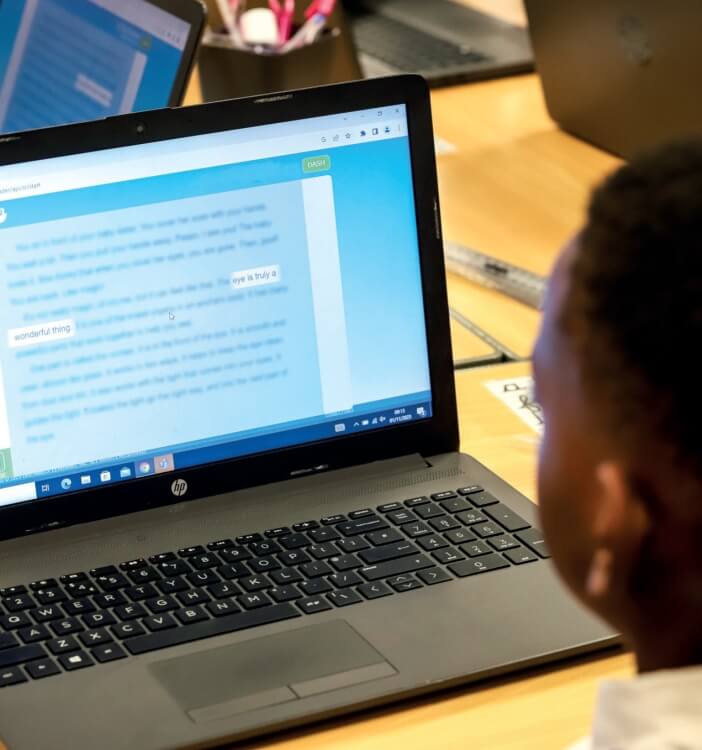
[{"x1": 150, "y1": 620, "x2": 397, "y2": 723}]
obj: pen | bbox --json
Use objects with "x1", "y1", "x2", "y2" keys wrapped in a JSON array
[
  {"x1": 215, "y1": 0, "x2": 242, "y2": 46},
  {"x1": 279, "y1": 0, "x2": 296, "y2": 44},
  {"x1": 282, "y1": 0, "x2": 334, "y2": 51}
]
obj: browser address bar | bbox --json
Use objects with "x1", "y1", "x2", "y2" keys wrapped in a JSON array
[{"x1": 0, "y1": 120, "x2": 405, "y2": 203}]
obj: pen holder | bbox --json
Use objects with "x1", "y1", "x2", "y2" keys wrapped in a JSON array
[{"x1": 197, "y1": 27, "x2": 362, "y2": 101}]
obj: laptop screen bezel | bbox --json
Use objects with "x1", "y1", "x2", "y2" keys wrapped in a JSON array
[{"x1": 0, "y1": 75, "x2": 459, "y2": 541}]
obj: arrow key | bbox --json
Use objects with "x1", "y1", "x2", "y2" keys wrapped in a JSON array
[
  {"x1": 418, "y1": 568, "x2": 452, "y2": 586},
  {"x1": 357, "y1": 582, "x2": 393, "y2": 600}
]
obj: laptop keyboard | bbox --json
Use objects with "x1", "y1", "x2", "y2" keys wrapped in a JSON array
[
  {"x1": 0, "y1": 486, "x2": 549, "y2": 688},
  {"x1": 350, "y1": 13, "x2": 490, "y2": 74}
]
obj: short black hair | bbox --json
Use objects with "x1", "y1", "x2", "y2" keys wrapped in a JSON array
[{"x1": 561, "y1": 140, "x2": 702, "y2": 483}]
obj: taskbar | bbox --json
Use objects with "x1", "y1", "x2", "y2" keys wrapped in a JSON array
[{"x1": 0, "y1": 400, "x2": 432, "y2": 506}]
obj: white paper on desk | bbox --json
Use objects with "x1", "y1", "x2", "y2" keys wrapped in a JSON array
[{"x1": 483, "y1": 376, "x2": 544, "y2": 434}]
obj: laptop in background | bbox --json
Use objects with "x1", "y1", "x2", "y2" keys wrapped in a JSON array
[
  {"x1": 0, "y1": 0, "x2": 205, "y2": 135},
  {"x1": 0, "y1": 76, "x2": 614, "y2": 749},
  {"x1": 525, "y1": 0, "x2": 702, "y2": 158},
  {"x1": 343, "y1": 0, "x2": 533, "y2": 86}
]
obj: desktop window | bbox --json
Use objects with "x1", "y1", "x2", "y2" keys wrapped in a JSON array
[
  {"x1": 0, "y1": 105, "x2": 433, "y2": 509},
  {"x1": 0, "y1": 0, "x2": 192, "y2": 134}
]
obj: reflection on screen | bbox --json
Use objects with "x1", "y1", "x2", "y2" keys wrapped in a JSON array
[
  {"x1": 0, "y1": 105, "x2": 432, "y2": 508},
  {"x1": 0, "y1": 0, "x2": 191, "y2": 134}
]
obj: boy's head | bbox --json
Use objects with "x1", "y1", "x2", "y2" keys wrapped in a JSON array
[{"x1": 533, "y1": 141, "x2": 702, "y2": 668}]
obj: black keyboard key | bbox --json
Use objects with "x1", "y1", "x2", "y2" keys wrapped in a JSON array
[
  {"x1": 404, "y1": 496, "x2": 429, "y2": 507},
  {"x1": 292, "y1": 521, "x2": 319, "y2": 532},
  {"x1": 239, "y1": 575, "x2": 270, "y2": 593},
  {"x1": 127, "y1": 567, "x2": 160, "y2": 584},
  {"x1": 431, "y1": 491, "x2": 457, "y2": 501},
  {"x1": 126, "y1": 603, "x2": 300, "y2": 656},
  {"x1": 445, "y1": 528, "x2": 477, "y2": 545},
  {"x1": 417, "y1": 535, "x2": 448, "y2": 552},
  {"x1": 269, "y1": 585, "x2": 302, "y2": 603},
  {"x1": 65, "y1": 581, "x2": 98, "y2": 598},
  {"x1": 60, "y1": 573, "x2": 88, "y2": 584},
  {"x1": 206, "y1": 600, "x2": 240, "y2": 618},
  {"x1": 1, "y1": 612, "x2": 32, "y2": 629},
  {"x1": 429, "y1": 515, "x2": 462, "y2": 532},
  {"x1": 386, "y1": 509, "x2": 418, "y2": 525},
  {"x1": 144, "y1": 614, "x2": 178, "y2": 632},
  {"x1": 112, "y1": 621, "x2": 147, "y2": 639},
  {"x1": 515, "y1": 528, "x2": 551, "y2": 558},
  {"x1": 360, "y1": 541, "x2": 419, "y2": 564},
  {"x1": 177, "y1": 589, "x2": 210, "y2": 606},
  {"x1": 0, "y1": 666, "x2": 27, "y2": 686},
  {"x1": 358, "y1": 581, "x2": 393, "y2": 600},
  {"x1": 248, "y1": 557, "x2": 281, "y2": 575},
  {"x1": 328, "y1": 571, "x2": 362, "y2": 588},
  {"x1": 279, "y1": 534, "x2": 309, "y2": 550},
  {"x1": 0, "y1": 643, "x2": 46, "y2": 668},
  {"x1": 35, "y1": 589, "x2": 66, "y2": 605},
  {"x1": 377, "y1": 502, "x2": 403, "y2": 513},
  {"x1": 148, "y1": 553, "x2": 177, "y2": 565},
  {"x1": 63, "y1": 599, "x2": 96, "y2": 616},
  {"x1": 489, "y1": 535, "x2": 520, "y2": 552},
  {"x1": 0, "y1": 585, "x2": 26, "y2": 597},
  {"x1": 418, "y1": 568, "x2": 452, "y2": 586},
  {"x1": 308, "y1": 527, "x2": 341, "y2": 543},
  {"x1": 208, "y1": 582, "x2": 241, "y2": 599},
  {"x1": 484, "y1": 504, "x2": 531, "y2": 533},
  {"x1": 157, "y1": 577, "x2": 189, "y2": 594},
  {"x1": 115, "y1": 603, "x2": 147, "y2": 621},
  {"x1": 187, "y1": 570, "x2": 221, "y2": 587},
  {"x1": 320, "y1": 514, "x2": 346, "y2": 525},
  {"x1": 271, "y1": 568, "x2": 303, "y2": 585},
  {"x1": 79, "y1": 629, "x2": 112, "y2": 648},
  {"x1": 29, "y1": 579, "x2": 59, "y2": 591},
  {"x1": 236, "y1": 533, "x2": 263, "y2": 545},
  {"x1": 264, "y1": 527, "x2": 292, "y2": 538},
  {"x1": 348, "y1": 508, "x2": 374, "y2": 519},
  {"x1": 125, "y1": 584, "x2": 158, "y2": 601},
  {"x1": 83, "y1": 611, "x2": 116, "y2": 628},
  {"x1": 432, "y1": 547, "x2": 464, "y2": 565},
  {"x1": 366, "y1": 528, "x2": 403, "y2": 546},
  {"x1": 93, "y1": 643, "x2": 127, "y2": 663},
  {"x1": 299, "y1": 579, "x2": 332, "y2": 596},
  {"x1": 238, "y1": 592, "x2": 272, "y2": 610},
  {"x1": 309, "y1": 544, "x2": 338, "y2": 560},
  {"x1": 31, "y1": 605, "x2": 64, "y2": 623},
  {"x1": 457, "y1": 485, "x2": 484, "y2": 496},
  {"x1": 329, "y1": 554, "x2": 362, "y2": 571},
  {"x1": 278, "y1": 549, "x2": 311, "y2": 567},
  {"x1": 146, "y1": 596, "x2": 178, "y2": 614},
  {"x1": 206, "y1": 539, "x2": 235, "y2": 551},
  {"x1": 388, "y1": 575, "x2": 422, "y2": 592},
  {"x1": 26, "y1": 658, "x2": 60, "y2": 680},
  {"x1": 336, "y1": 537, "x2": 370, "y2": 554},
  {"x1": 94, "y1": 592, "x2": 126, "y2": 609},
  {"x1": 94, "y1": 573, "x2": 129, "y2": 591},
  {"x1": 19, "y1": 624, "x2": 50, "y2": 644},
  {"x1": 456, "y1": 510, "x2": 487, "y2": 526},
  {"x1": 359, "y1": 554, "x2": 433, "y2": 581},
  {"x1": 249, "y1": 540, "x2": 282, "y2": 557},
  {"x1": 47, "y1": 636, "x2": 79, "y2": 655},
  {"x1": 449, "y1": 554, "x2": 510, "y2": 578},
  {"x1": 119, "y1": 559, "x2": 147, "y2": 571},
  {"x1": 459, "y1": 541, "x2": 492, "y2": 558},
  {"x1": 472, "y1": 522, "x2": 503, "y2": 539},
  {"x1": 402, "y1": 521, "x2": 432, "y2": 538},
  {"x1": 337, "y1": 516, "x2": 388, "y2": 536},
  {"x1": 218, "y1": 562, "x2": 250, "y2": 581},
  {"x1": 300, "y1": 561, "x2": 332, "y2": 579},
  {"x1": 463, "y1": 490, "x2": 498, "y2": 507},
  {"x1": 439, "y1": 497, "x2": 472, "y2": 514},
  {"x1": 504, "y1": 548, "x2": 539, "y2": 565},
  {"x1": 0, "y1": 632, "x2": 18, "y2": 650},
  {"x1": 298, "y1": 597, "x2": 332, "y2": 614},
  {"x1": 175, "y1": 607, "x2": 209, "y2": 625},
  {"x1": 327, "y1": 590, "x2": 362, "y2": 607},
  {"x1": 59, "y1": 651, "x2": 94, "y2": 671},
  {"x1": 3, "y1": 594, "x2": 34, "y2": 612},
  {"x1": 157, "y1": 560, "x2": 190, "y2": 576},
  {"x1": 178, "y1": 546, "x2": 206, "y2": 558}
]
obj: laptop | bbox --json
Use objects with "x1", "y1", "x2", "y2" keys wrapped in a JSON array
[
  {"x1": 525, "y1": 0, "x2": 702, "y2": 158},
  {"x1": 0, "y1": 0, "x2": 206, "y2": 135},
  {"x1": 0, "y1": 75, "x2": 614, "y2": 749},
  {"x1": 342, "y1": 0, "x2": 533, "y2": 86}
]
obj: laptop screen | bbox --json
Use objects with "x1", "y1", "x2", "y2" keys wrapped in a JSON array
[
  {"x1": 0, "y1": 104, "x2": 432, "y2": 508},
  {"x1": 0, "y1": 0, "x2": 193, "y2": 134}
]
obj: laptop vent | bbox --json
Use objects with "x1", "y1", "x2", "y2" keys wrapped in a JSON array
[{"x1": 342, "y1": 466, "x2": 464, "y2": 499}]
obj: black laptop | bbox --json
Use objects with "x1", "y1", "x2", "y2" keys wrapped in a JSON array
[{"x1": 0, "y1": 75, "x2": 614, "y2": 749}]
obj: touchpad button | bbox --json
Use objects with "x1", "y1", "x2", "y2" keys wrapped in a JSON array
[{"x1": 150, "y1": 620, "x2": 397, "y2": 723}]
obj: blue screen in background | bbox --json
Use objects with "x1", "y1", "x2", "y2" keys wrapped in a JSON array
[
  {"x1": 0, "y1": 105, "x2": 433, "y2": 507},
  {"x1": 0, "y1": 0, "x2": 190, "y2": 134}
]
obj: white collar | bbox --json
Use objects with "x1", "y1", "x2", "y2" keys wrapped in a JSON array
[{"x1": 570, "y1": 665, "x2": 702, "y2": 749}]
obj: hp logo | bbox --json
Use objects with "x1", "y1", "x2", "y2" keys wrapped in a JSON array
[{"x1": 171, "y1": 479, "x2": 188, "y2": 497}]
